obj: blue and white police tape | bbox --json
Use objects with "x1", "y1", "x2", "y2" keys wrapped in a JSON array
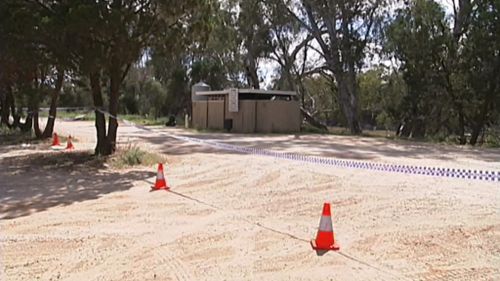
[
  {"x1": 94, "y1": 109, "x2": 500, "y2": 183},
  {"x1": 169, "y1": 134, "x2": 500, "y2": 183}
]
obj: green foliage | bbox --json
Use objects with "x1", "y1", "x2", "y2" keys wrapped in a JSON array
[
  {"x1": 284, "y1": 0, "x2": 392, "y2": 134},
  {"x1": 116, "y1": 146, "x2": 146, "y2": 167},
  {"x1": 197, "y1": 5, "x2": 245, "y2": 87},
  {"x1": 483, "y1": 128, "x2": 500, "y2": 148},
  {"x1": 120, "y1": 115, "x2": 169, "y2": 126},
  {"x1": 2, "y1": 0, "x2": 498, "y2": 149},
  {"x1": 56, "y1": 79, "x2": 94, "y2": 108},
  {"x1": 300, "y1": 123, "x2": 328, "y2": 134},
  {"x1": 375, "y1": 111, "x2": 392, "y2": 131},
  {"x1": 385, "y1": 0, "x2": 499, "y2": 144},
  {"x1": 358, "y1": 68, "x2": 406, "y2": 130},
  {"x1": 190, "y1": 60, "x2": 229, "y2": 90},
  {"x1": 0, "y1": 126, "x2": 34, "y2": 145},
  {"x1": 142, "y1": 79, "x2": 168, "y2": 118},
  {"x1": 237, "y1": 0, "x2": 274, "y2": 88},
  {"x1": 302, "y1": 75, "x2": 343, "y2": 126},
  {"x1": 386, "y1": 0, "x2": 451, "y2": 136},
  {"x1": 111, "y1": 144, "x2": 166, "y2": 169}
]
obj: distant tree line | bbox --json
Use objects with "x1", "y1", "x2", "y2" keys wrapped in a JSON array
[{"x1": 1, "y1": 0, "x2": 498, "y2": 155}]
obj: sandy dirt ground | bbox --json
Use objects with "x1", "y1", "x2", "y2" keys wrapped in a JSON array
[{"x1": 1, "y1": 120, "x2": 499, "y2": 281}]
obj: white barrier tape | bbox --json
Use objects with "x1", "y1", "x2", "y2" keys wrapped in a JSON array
[
  {"x1": 166, "y1": 134, "x2": 500, "y2": 183},
  {"x1": 23, "y1": 107, "x2": 93, "y2": 117},
  {"x1": 25, "y1": 111, "x2": 55, "y2": 119},
  {"x1": 92, "y1": 108, "x2": 500, "y2": 183},
  {"x1": 95, "y1": 108, "x2": 119, "y2": 120}
]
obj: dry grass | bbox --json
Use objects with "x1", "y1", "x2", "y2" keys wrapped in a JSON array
[
  {"x1": 0, "y1": 127, "x2": 36, "y2": 145},
  {"x1": 109, "y1": 144, "x2": 166, "y2": 169},
  {"x1": 0, "y1": 143, "x2": 166, "y2": 172}
]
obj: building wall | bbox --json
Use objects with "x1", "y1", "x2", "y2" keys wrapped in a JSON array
[
  {"x1": 207, "y1": 100, "x2": 225, "y2": 130},
  {"x1": 225, "y1": 100, "x2": 256, "y2": 133},
  {"x1": 193, "y1": 98, "x2": 301, "y2": 133},
  {"x1": 255, "y1": 100, "x2": 301, "y2": 133},
  {"x1": 192, "y1": 101, "x2": 207, "y2": 129}
]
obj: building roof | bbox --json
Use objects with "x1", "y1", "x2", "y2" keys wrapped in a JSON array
[
  {"x1": 195, "y1": 89, "x2": 296, "y2": 96},
  {"x1": 193, "y1": 81, "x2": 210, "y2": 87}
]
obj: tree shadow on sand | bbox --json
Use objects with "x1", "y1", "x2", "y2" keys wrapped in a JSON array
[{"x1": 0, "y1": 151, "x2": 155, "y2": 220}]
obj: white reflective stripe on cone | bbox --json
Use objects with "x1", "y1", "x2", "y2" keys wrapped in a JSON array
[
  {"x1": 319, "y1": 216, "x2": 333, "y2": 232},
  {"x1": 157, "y1": 172, "x2": 164, "y2": 180}
]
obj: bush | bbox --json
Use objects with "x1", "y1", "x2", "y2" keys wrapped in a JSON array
[
  {"x1": 300, "y1": 123, "x2": 328, "y2": 134},
  {"x1": 111, "y1": 144, "x2": 166, "y2": 168},
  {"x1": 483, "y1": 128, "x2": 500, "y2": 148},
  {"x1": 0, "y1": 126, "x2": 34, "y2": 145}
]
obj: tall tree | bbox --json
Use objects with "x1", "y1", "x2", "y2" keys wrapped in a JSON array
[
  {"x1": 386, "y1": 0, "x2": 452, "y2": 138},
  {"x1": 237, "y1": 0, "x2": 273, "y2": 89},
  {"x1": 189, "y1": 3, "x2": 244, "y2": 89},
  {"x1": 461, "y1": 0, "x2": 500, "y2": 145},
  {"x1": 31, "y1": 0, "x2": 74, "y2": 139},
  {"x1": 64, "y1": 0, "x2": 212, "y2": 155},
  {"x1": 285, "y1": 0, "x2": 390, "y2": 134},
  {"x1": 386, "y1": 0, "x2": 499, "y2": 144},
  {"x1": 264, "y1": 0, "x2": 313, "y2": 101},
  {"x1": 0, "y1": 0, "x2": 47, "y2": 132}
]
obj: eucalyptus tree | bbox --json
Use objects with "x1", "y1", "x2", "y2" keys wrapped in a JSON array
[
  {"x1": 237, "y1": 0, "x2": 274, "y2": 89},
  {"x1": 263, "y1": 0, "x2": 328, "y2": 129},
  {"x1": 63, "y1": 0, "x2": 213, "y2": 155},
  {"x1": 461, "y1": 0, "x2": 500, "y2": 145},
  {"x1": 31, "y1": 0, "x2": 70, "y2": 138},
  {"x1": 263, "y1": 0, "x2": 312, "y2": 99},
  {"x1": 386, "y1": 0, "x2": 499, "y2": 144},
  {"x1": 284, "y1": 0, "x2": 391, "y2": 134},
  {"x1": 0, "y1": 0, "x2": 69, "y2": 137},
  {"x1": 0, "y1": 0, "x2": 16, "y2": 127},
  {"x1": 0, "y1": 0, "x2": 49, "y2": 132},
  {"x1": 189, "y1": 3, "x2": 244, "y2": 89},
  {"x1": 385, "y1": 0, "x2": 452, "y2": 138}
]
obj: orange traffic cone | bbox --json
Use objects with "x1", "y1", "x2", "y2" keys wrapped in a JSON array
[
  {"x1": 66, "y1": 135, "x2": 74, "y2": 150},
  {"x1": 51, "y1": 133, "x2": 61, "y2": 146},
  {"x1": 311, "y1": 203, "x2": 340, "y2": 251},
  {"x1": 152, "y1": 163, "x2": 169, "y2": 191}
]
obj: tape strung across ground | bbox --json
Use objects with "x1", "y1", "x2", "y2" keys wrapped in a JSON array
[
  {"x1": 94, "y1": 108, "x2": 500, "y2": 183},
  {"x1": 168, "y1": 135, "x2": 500, "y2": 183}
]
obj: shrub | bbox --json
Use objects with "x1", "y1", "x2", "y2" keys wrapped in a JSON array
[{"x1": 111, "y1": 144, "x2": 166, "y2": 168}]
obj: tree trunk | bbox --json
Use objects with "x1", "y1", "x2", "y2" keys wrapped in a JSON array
[
  {"x1": 457, "y1": 109, "x2": 466, "y2": 145},
  {"x1": 42, "y1": 71, "x2": 64, "y2": 138},
  {"x1": 301, "y1": 107, "x2": 328, "y2": 131},
  {"x1": 411, "y1": 119, "x2": 426, "y2": 139},
  {"x1": 1, "y1": 85, "x2": 14, "y2": 127},
  {"x1": 478, "y1": 128, "x2": 486, "y2": 146},
  {"x1": 470, "y1": 99, "x2": 490, "y2": 146},
  {"x1": 245, "y1": 55, "x2": 260, "y2": 89},
  {"x1": 90, "y1": 72, "x2": 112, "y2": 155},
  {"x1": 337, "y1": 72, "x2": 362, "y2": 134},
  {"x1": 0, "y1": 94, "x2": 3, "y2": 124},
  {"x1": 10, "y1": 92, "x2": 17, "y2": 127},
  {"x1": 33, "y1": 111, "x2": 43, "y2": 137},
  {"x1": 33, "y1": 71, "x2": 64, "y2": 139},
  {"x1": 0, "y1": 86, "x2": 9, "y2": 126},
  {"x1": 20, "y1": 111, "x2": 34, "y2": 132},
  {"x1": 297, "y1": 78, "x2": 308, "y2": 109},
  {"x1": 107, "y1": 69, "x2": 120, "y2": 154},
  {"x1": 470, "y1": 124, "x2": 481, "y2": 146}
]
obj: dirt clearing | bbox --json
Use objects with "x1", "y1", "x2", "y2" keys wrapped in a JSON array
[{"x1": 1, "y1": 120, "x2": 499, "y2": 280}]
